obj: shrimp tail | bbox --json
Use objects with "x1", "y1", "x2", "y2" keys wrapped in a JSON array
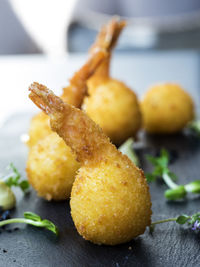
[
  {"x1": 29, "y1": 82, "x2": 65, "y2": 124},
  {"x1": 29, "y1": 82, "x2": 111, "y2": 163},
  {"x1": 69, "y1": 49, "x2": 108, "y2": 86},
  {"x1": 62, "y1": 49, "x2": 108, "y2": 108},
  {"x1": 90, "y1": 17, "x2": 126, "y2": 54}
]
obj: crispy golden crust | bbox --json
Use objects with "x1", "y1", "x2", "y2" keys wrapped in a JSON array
[
  {"x1": 85, "y1": 19, "x2": 141, "y2": 145},
  {"x1": 26, "y1": 133, "x2": 80, "y2": 201},
  {"x1": 28, "y1": 49, "x2": 108, "y2": 148},
  {"x1": 61, "y1": 49, "x2": 107, "y2": 108},
  {"x1": 27, "y1": 112, "x2": 51, "y2": 147},
  {"x1": 83, "y1": 79, "x2": 142, "y2": 146},
  {"x1": 141, "y1": 83, "x2": 195, "y2": 133},
  {"x1": 89, "y1": 18, "x2": 126, "y2": 87},
  {"x1": 71, "y1": 148, "x2": 151, "y2": 245},
  {"x1": 29, "y1": 83, "x2": 152, "y2": 245}
]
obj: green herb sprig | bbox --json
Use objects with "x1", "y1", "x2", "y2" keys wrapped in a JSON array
[
  {"x1": 146, "y1": 149, "x2": 200, "y2": 200},
  {"x1": 119, "y1": 138, "x2": 140, "y2": 166},
  {"x1": 188, "y1": 120, "x2": 200, "y2": 136},
  {"x1": 150, "y1": 211, "x2": 200, "y2": 233},
  {"x1": 1, "y1": 163, "x2": 29, "y2": 193},
  {"x1": 0, "y1": 211, "x2": 58, "y2": 235}
]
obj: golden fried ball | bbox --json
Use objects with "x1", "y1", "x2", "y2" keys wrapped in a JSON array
[
  {"x1": 83, "y1": 79, "x2": 141, "y2": 146},
  {"x1": 26, "y1": 132, "x2": 80, "y2": 201},
  {"x1": 28, "y1": 112, "x2": 51, "y2": 148},
  {"x1": 141, "y1": 83, "x2": 194, "y2": 133},
  {"x1": 70, "y1": 150, "x2": 151, "y2": 245}
]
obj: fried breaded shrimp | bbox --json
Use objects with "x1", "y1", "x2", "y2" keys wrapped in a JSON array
[
  {"x1": 28, "y1": 49, "x2": 107, "y2": 148},
  {"x1": 26, "y1": 133, "x2": 80, "y2": 201},
  {"x1": 141, "y1": 83, "x2": 195, "y2": 134},
  {"x1": 83, "y1": 18, "x2": 141, "y2": 146},
  {"x1": 26, "y1": 50, "x2": 107, "y2": 201},
  {"x1": 29, "y1": 82, "x2": 152, "y2": 245}
]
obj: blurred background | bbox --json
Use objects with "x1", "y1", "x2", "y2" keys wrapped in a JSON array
[
  {"x1": 1, "y1": 0, "x2": 200, "y2": 55},
  {"x1": 1, "y1": 0, "x2": 200, "y2": 126}
]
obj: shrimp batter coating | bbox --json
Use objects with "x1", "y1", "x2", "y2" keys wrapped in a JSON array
[
  {"x1": 26, "y1": 50, "x2": 107, "y2": 201},
  {"x1": 83, "y1": 18, "x2": 141, "y2": 146},
  {"x1": 141, "y1": 83, "x2": 194, "y2": 133},
  {"x1": 26, "y1": 133, "x2": 80, "y2": 201},
  {"x1": 29, "y1": 82, "x2": 152, "y2": 245},
  {"x1": 28, "y1": 49, "x2": 107, "y2": 148}
]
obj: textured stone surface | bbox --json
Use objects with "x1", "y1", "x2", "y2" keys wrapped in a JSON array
[{"x1": 0, "y1": 113, "x2": 200, "y2": 267}]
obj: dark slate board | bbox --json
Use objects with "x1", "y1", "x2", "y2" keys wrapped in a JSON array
[{"x1": 0, "y1": 113, "x2": 200, "y2": 267}]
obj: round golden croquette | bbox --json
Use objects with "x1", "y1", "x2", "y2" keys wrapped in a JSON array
[
  {"x1": 141, "y1": 83, "x2": 194, "y2": 133},
  {"x1": 29, "y1": 82, "x2": 152, "y2": 245},
  {"x1": 70, "y1": 150, "x2": 151, "y2": 245},
  {"x1": 83, "y1": 79, "x2": 141, "y2": 146},
  {"x1": 27, "y1": 112, "x2": 51, "y2": 148},
  {"x1": 26, "y1": 132, "x2": 80, "y2": 201}
]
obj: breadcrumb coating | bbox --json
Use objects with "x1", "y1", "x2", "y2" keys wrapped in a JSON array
[
  {"x1": 141, "y1": 83, "x2": 194, "y2": 133},
  {"x1": 27, "y1": 133, "x2": 80, "y2": 201},
  {"x1": 29, "y1": 82, "x2": 152, "y2": 245}
]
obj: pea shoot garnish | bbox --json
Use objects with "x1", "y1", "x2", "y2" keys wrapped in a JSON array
[
  {"x1": 119, "y1": 138, "x2": 140, "y2": 166},
  {"x1": 1, "y1": 163, "x2": 29, "y2": 193},
  {"x1": 146, "y1": 149, "x2": 200, "y2": 200},
  {"x1": 150, "y1": 212, "x2": 200, "y2": 233},
  {"x1": 0, "y1": 212, "x2": 58, "y2": 235},
  {"x1": 188, "y1": 120, "x2": 200, "y2": 136}
]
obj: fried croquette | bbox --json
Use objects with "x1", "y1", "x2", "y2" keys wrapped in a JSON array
[
  {"x1": 26, "y1": 133, "x2": 80, "y2": 201},
  {"x1": 83, "y1": 18, "x2": 141, "y2": 146},
  {"x1": 141, "y1": 83, "x2": 195, "y2": 133},
  {"x1": 29, "y1": 82, "x2": 152, "y2": 246},
  {"x1": 83, "y1": 79, "x2": 141, "y2": 146}
]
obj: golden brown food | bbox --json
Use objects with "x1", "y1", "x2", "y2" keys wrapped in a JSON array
[
  {"x1": 26, "y1": 23, "x2": 127, "y2": 202},
  {"x1": 26, "y1": 50, "x2": 107, "y2": 201},
  {"x1": 83, "y1": 79, "x2": 141, "y2": 146},
  {"x1": 141, "y1": 83, "x2": 194, "y2": 133},
  {"x1": 28, "y1": 49, "x2": 107, "y2": 148},
  {"x1": 83, "y1": 18, "x2": 141, "y2": 146},
  {"x1": 29, "y1": 82, "x2": 152, "y2": 245},
  {"x1": 28, "y1": 112, "x2": 50, "y2": 148},
  {"x1": 26, "y1": 133, "x2": 80, "y2": 201}
]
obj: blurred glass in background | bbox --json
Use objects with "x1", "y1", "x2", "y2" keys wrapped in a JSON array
[{"x1": 1, "y1": 0, "x2": 200, "y2": 56}]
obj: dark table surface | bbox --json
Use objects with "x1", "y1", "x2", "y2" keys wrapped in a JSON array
[{"x1": 0, "y1": 111, "x2": 200, "y2": 267}]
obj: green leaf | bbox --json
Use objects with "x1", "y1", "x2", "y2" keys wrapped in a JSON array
[
  {"x1": 146, "y1": 173, "x2": 157, "y2": 182},
  {"x1": 119, "y1": 138, "x2": 140, "y2": 166},
  {"x1": 3, "y1": 164, "x2": 29, "y2": 194},
  {"x1": 188, "y1": 120, "x2": 200, "y2": 135},
  {"x1": 185, "y1": 180, "x2": 200, "y2": 194},
  {"x1": 165, "y1": 185, "x2": 187, "y2": 200},
  {"x1": 42, "y1": 219, "x2": 59, "y2": 235},
  {"x1": 176, "y1": 215, "x2": 190, "y2": 225},
  {"x1": 189, "y1": 212, "x2": 200, "y2": 225},
  {"x1": 24, "y1": 212, "x2": 42, "y2": 222},
  {"x1": 19, "y1": 180, "x2": 30, "y2": 192},
  {"x1": 168, "y1": 171, "x2": 177, "y2": 181},
  {"x1": 146, "y1": 155, "x2": 158, "y2": 166}
]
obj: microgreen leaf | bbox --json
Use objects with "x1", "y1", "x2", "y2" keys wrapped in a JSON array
[
  {"x1": 119, "y1": 138, "x2": 140, "y2": 166},
  {"x1": 185, "y1": 180, "x2": 200, "y2": 194},
  {"x1": 0, "y1": 211, "x2": 59, "y2": 236},
  {"x1": 24, "y1": 212, "x2": 42, "y2": 221},
  {"x1": 165, "y1": 186, "x2": 187, "y2": 201},
  {"x1": 150, "y1": 211, "x2": 200, "y2": 233},
  {"x1": 146, "y1": 149, "x2": 200, "y2": 201},
  {"x1": 2, "y1": 163, "x2": 29, "y2": 193},
  {"x1": 176, "y1": 215, "x2": 190, "y2": 225},
  {"x1": 188, "y1": 120, "x2": 200, "y2": 136},
  {"x1": 145, "y1": 173, "x2": 157, "y2": 182}
]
